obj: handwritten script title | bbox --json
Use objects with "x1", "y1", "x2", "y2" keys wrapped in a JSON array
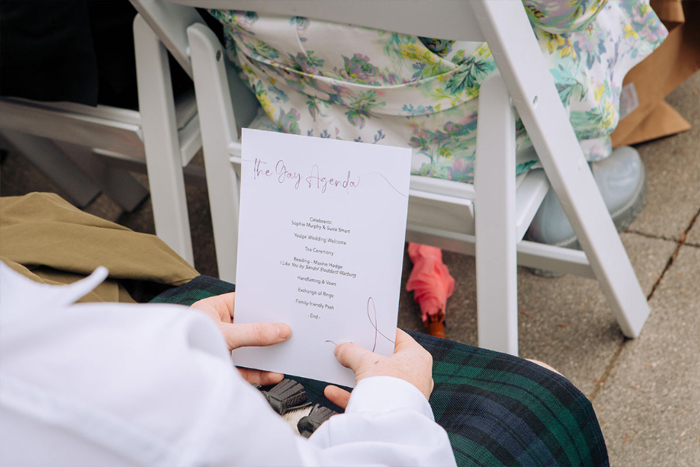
[{"x1": 253, "y1": 158, "x2": 361, "y2": 194}]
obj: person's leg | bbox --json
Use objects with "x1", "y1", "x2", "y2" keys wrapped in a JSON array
[
  {"x1": 150, "y1": 274, "x2": 236, "y2": 305},
  {"x1": 412, "y1": 332, "x2": 608, "y2": 466},
  {"x1": 526, "y1": 145, "x2": 647, "y2": 251},
  {"x1": 300, "y1": 330, "x2": 607, "y2": 466},
  {"x1": 153, "y1": 277, "x2": 608, "y2": 466}
]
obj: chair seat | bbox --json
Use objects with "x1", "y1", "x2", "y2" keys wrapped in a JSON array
[
  {"x1": 240, "y1": 106, "x2": 550, "y2": 243},
  {"x1": 0, "y1": 89, "x2": 200, "y2": 165}
]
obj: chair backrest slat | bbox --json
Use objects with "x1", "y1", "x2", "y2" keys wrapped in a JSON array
[
  {"x1": 131, "y1": 0, "x2": 207, "y2": 76},
  {"x1": 169, "y1": 0, "x2": 484, "y2": 41}
]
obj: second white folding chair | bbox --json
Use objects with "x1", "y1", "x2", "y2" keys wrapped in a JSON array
[{"x1": 130, "y1": 0, "x2": 651, "y2": 356}]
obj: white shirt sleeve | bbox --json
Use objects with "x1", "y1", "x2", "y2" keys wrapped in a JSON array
[
  {"x1": 0, "y1": 264, "x2": 456, "y2": 467},
  {"x1": 308, "y1": 377, "x2": 457, "y2": 466}
]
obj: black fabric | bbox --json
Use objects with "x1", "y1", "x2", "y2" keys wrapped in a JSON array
[
  {"x1": 0, "y1": 0, "x2": 195, "y2": 109},
  {"x1": 0, "y1": 0, "x2": 99, "y2": 105}
]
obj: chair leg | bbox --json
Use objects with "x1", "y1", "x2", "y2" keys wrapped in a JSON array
[
  {"x1": 474, "y1": 72, "x2": 519, "y2": 355},
  {"x1": 187, "y1": 23, "x2": 242, "y2": 283},
  {"x1": 52, "y1": 141, "x2": 149, "y2": 213},
  {"x1": 1, "y1": 131, "x2": 101, "y2": 208},
  {"x1": 475, "y1": 0, "x2": 650, "y2": 339},
  {"x1": 536, "y1": 155, "x2": 650, "y2": 337},
  {"x1": 134, "y1": 15, "x2": 194, "y2": 266}
]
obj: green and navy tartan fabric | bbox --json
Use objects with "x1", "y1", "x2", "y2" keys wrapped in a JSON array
[
  {"x1": 152, "y1": 276, "x2": 608, "y2": 466},
  {"x1": 150, "y1": 274, "x2": 237, "y2": 306}
]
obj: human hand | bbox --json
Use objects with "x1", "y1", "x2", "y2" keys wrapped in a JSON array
[
  {"x1": 324, "y1": 329, "x2": 434, "y2": 409},
  {"x1": 191, "y1": 292, "x2": 292, "y2": 386}
]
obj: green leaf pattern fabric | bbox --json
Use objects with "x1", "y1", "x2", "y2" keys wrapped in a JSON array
[{"x1": 210, "y1": 0, "x2": 666, "y2": 184}]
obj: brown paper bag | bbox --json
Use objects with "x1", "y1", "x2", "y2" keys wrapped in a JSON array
[{"x1": 611, "y1": 0, "x2": 700, "y2": 147}]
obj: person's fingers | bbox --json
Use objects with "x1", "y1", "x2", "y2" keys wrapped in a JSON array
[
  {"x1": 394, "y1": 329, "x2": 433, "y2": 365},
  {"x1": 333, "y1": 333, "x2": 435, "y2": 401},
  {"x1": 238, "y1": 368, "x2": 284, "y2": 386},
  {"x1": 191, "y1": 293, "x2": 236, "y2": 323},
  {"x1": 393, "y1": 328, "x2": 419, "y2": 352},
  {"x1": 221, "y1": 322, "x2": 292, "y2": 350},
  {"x1": 324, "y1": 385, "x2": 351, "y2": 410},
  {"x1": 222, "y1": 292, "x2": 236, "y2": 319},
  {"x1": 334, "y1": 342, "x2": 373, "y2": 372}
]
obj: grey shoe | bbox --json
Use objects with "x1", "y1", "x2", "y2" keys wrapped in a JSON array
[{"x1": 525, "y1": 146, "x2": 647, "y2": 275}]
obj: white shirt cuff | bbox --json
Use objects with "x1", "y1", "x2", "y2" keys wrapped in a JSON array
[{"x1": 344, "y1": 376, "x2": 434, "y2": 421}]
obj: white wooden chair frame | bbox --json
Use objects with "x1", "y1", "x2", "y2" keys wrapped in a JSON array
[
  {"x1": 0, "y1": 20, "x2": 204, "y2": 265},
  {"x1": 131, "y1": 0, "x2": 650, "y2": 355}
]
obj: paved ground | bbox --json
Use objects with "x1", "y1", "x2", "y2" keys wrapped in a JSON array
[{"x1": 2, "y1": 72, "x2": 698, "y2": 465}]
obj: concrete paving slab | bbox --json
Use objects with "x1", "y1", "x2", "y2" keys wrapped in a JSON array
[
  {"x1": 515, "y1": 232, "x2": 676, "y2": 396},
  {"x1": 398, "y1": 232, "x2": 676, "y2": 397},
  {"x1": 1, "y1": 150, "x2": 127, "y2": 223},
  {"x1": 686, "y1": 214, "x2": 700, "y2": 247},
  {"x1": 1, "y1": 151, "x2": 67, "y2": 200},
  {"x1": 592, "y1": 245, "x2": 700, "y2": 466},
  {"x1": 628, "y1": 72, "x2": 700, "y2": 242}
]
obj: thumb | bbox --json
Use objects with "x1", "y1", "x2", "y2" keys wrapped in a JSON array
[
  {"x1": 334, "y1": 342, "x2": 372, "y2": 372},
  {"x1": 324, "y1": 385, "x2": 351, "y2": 410},
  {"x1": 220, "y1": 322, "x2": 292, "y2": 351}
]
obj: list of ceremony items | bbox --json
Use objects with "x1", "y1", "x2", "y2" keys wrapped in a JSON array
[{"x1": 232, "y1": 129, "x2": 412, "y2": 387}]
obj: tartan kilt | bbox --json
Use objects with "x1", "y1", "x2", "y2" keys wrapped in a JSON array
[{"x1": 152, "y1": 275, "x2": 608, "y2": 466}]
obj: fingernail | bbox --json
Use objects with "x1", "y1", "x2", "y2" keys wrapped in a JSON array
[{"x1": 277, "y1": 324, "x2": 291, "y2": 340}]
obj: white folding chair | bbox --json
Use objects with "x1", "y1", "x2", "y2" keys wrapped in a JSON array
[
  {"x1": 131, "y1": 0, "x2": 651, "y2": 355},
  {"x1": 0, "y1": 19, "x2": 203, "y2": 265}
]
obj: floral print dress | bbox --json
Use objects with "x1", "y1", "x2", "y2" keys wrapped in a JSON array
[{"x1": 209, "y1": 0, "x2": 666, "y2": 184}]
